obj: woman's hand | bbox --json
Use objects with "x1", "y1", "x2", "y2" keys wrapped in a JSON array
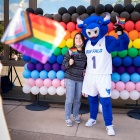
[{"x1": 69, "y1": 58, "x2": 74, "y2": 65}]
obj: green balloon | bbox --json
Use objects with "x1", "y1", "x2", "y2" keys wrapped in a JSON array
[
  {"x1": 118, "y1": 50, "x2": 127, "y2": 58},
  {"x1": 128, "y1": 47, "x2": 138, "y2": 58},
  {"x1": 111, "y1": 51, "x2": 117, "y2": 58},
  {"x1": 53, "y1": 47, "x2": 61, "y2": 56},
  {"x1": 138, "y1": 49, "x2": 140, "y2": 56},
  {"x1": 61, "y1": 47, "x2": 68, "y2": 55}
]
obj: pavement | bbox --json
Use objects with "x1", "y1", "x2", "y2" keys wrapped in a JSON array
[{"x1": 2, "y1": 100, "x2": 140, "y2": 140}]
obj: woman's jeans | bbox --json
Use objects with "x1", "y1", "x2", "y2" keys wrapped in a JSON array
[{"x1": 65, "y1": 78, "x2": 83, "y2": 120}]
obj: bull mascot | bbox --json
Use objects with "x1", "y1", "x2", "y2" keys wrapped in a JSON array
[{"x1": 77, "y1": 13, "x2": 129, "y2": 136}]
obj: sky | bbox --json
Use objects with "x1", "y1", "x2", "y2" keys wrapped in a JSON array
[{"x1": 0, "y1": 0, "x2": 120, "y2": 20}]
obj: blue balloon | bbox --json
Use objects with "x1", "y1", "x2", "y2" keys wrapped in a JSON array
[
  {"x1": 111, "y1": 72, "x2": 120, "y2": 82},
  {"x1": 30, "y1": 58, "x2": 38, "y2": 64},
  {"x1": 56, "y1": 70, "x2": 65, "y2": 80},
  {"x1": 48, "y1": 70, "x2": 56, "y2": 79},
  {"x1": 24, "y1": 63, "x2": 28, "y2": 70},
  {"x1": 22, "y1": 55, "x2": 31, "y2": 62},
  {"x1": 130, "y1": 73, "x2": 140, "y2": 83},
  {"x1": 112, "y1": 56, "x2": 122, "y2": 66},
  {"x1": 22, "y1": 70, "x2": 31, "y2": 79},
  {"x1": 133, "y1": 56, "x2": 140, "y2": 66},
  {"x1": 57, "y1": 55, "x2": 64, "y2": 64},
  {"x1": 120, "y1": 73, "x2": 130, "y2": 83},
  {"x1": 122, "y1": 56, "x2": 132, "y2": 66},
  {"x1": 48, "y1": 54, "x2": 56, "y2": 64},
  {"x1": 40, "y1": 70, "x2": 48, "y2": 79},
  {"x1": 31, "y1": 70, "x2": 40, "y2": 79}
]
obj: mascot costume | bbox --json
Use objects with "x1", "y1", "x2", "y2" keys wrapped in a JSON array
[{"x1": 77, "y1": 13, "x2": 129, "y2": 136}]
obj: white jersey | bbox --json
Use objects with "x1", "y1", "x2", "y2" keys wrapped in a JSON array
[{"x1": 85, "y1": 37, "x2": 112, "y2": 74}]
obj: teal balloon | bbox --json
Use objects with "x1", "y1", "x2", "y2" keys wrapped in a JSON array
[
  {"x1": 128, "y1": 47, "x2": 138, "y2": 58},
  {"x1": 53, "y1": 47, "x2": 62, "y2": 56},
  {"x1": 61, "y1": 47, "x2": 68, "y2": 55}
]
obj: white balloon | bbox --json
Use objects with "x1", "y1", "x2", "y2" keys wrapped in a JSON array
[
  {"x1": 56, "y1": 86, "x2": 65, "y2": 96},
  {"x1": 22, "y1": 85, "x2": 31, "y2": 94},
  {"x1": 31, "y1": 86, "x2": 39, "y2": 95},
  {"x1": 48, "y1": 86, "x2": 56, "y2": 95},
  {"x1": 98, "y1": 103, "x2": 102, "y2": 113},
  {"x1": 111, "y1": 89, "x2": 120, "y2": 99},
  {"x1": 120, "y1": 90, "x2": 129, "y2": 100},
  {"x1": 40, "y1": 86, "x2": 48, "y2": 95},
  {"x1": 130, "y1": 90, "x2": 140, "y2": 100}
]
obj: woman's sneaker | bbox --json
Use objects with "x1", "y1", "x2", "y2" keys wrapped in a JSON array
[
  {"x1": 85, "y1": 118, "x2": 96, "y2": 127},
  {"x1": 73, "y1": 116, "x2": 81, "y2": 124},
  {"x1": 106, "y1": 125, "x2": 115, "y2": 136},
  {"x1": 65, "y1": 119, "x2": 73, "y2": 127}
]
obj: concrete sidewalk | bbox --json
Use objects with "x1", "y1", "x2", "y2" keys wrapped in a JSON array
[{"x1": 3, "y1": 100, "x2": 140, "y2": 140}]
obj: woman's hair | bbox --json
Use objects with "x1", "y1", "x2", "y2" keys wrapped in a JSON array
[{"x1": 73, "y1": 32, "x2": 85, "y2": 51}]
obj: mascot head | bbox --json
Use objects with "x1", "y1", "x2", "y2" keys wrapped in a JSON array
[{"x1": 77, "y1": 13, "x2": 110, "y2": 43}]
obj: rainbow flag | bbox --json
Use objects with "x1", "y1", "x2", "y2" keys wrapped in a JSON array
[
  {"x1": 70, "y1": 47, "x2": 78, "y2": 55},
  {"x1": 1, "y1": 8, "x2": 66, "y2": 64},
  {"x1": 116, "y1": 16, "x2": 125, "y2": 24}
]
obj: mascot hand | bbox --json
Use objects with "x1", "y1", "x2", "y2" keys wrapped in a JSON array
[{"x1": 114, "y1": 24, "x2": 123, "y2": 35}]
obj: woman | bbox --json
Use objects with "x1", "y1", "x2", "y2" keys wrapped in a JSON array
[{"x1": 63, "y1": 32, "x2": 87, "y2": 127}]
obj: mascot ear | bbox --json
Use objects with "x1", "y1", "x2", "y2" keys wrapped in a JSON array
[
  {"x1": 103, "y1": 12, "x2": 110, "y2": 25},
  {"x1": 77, "y1": 17, "x2": 84, "y2": 28}
]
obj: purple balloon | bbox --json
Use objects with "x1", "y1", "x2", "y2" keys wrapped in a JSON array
[
  {"x1": 36, "y1": 63, "x2": 44, "y2": 72},
  {"x1": 52, "y1": 63, "x2": 61, "y2": 72},
  {"x1": 116, "y1": 65, "x2": 126, "y2": 74},
  {"x1": 44, "y1": 63, "x2": 52, "y2": 72},
  {"x1": 126, "y1": 65, "x2": 136, "y2": 74},
  {"x1": 136, "y1": 66, "x2": 140, "y2": 74},
  {"x1": 27, "y1": 62, "x2": 36, "y2": 71},
  {"x1": 61, "y1": 64, "x2": 66, "y2": 71},
  {"x1": 112, "y1": 65, "x2": 116, "y2": 73}
]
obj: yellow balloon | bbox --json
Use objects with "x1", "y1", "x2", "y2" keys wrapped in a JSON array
[
  {"x1": 66, "y1": 38, "x2": 73, "y2": 48},
  {"x1": 128, "y1": 39, "x2": 132, "y2": 48},
  {"x1": 132, "y1": 38, "x2": 140, "y2": 49},
  {"x1": 59, "y1": 39, "x2": 66, "y2": 48}
]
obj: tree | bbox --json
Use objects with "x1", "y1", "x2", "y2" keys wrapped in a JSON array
[{"x1": 0, "y1": 21, "x2": 4, "y2": 52}]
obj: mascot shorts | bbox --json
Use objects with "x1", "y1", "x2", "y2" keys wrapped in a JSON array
[{"x1": 82, "y1": 73, "x2": 111, "y2": 98}]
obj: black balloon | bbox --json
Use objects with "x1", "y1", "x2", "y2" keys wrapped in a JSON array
[
  {"x1": 124, "y1": 4, "x2": 134, "y2": 14},
  {"x1": 95, "y1": 4, "x2": 105, "y2": 15},
  {"x1": 86, "y1": 5, "x2": 95, "y2": 15},
  {"x1": 68, "y1": 6, "x2": 76, "y2": 15},
  {"x1": 135, "y1": 3, "x2": 140, "y2": 13},
  {"x1": 76, "y1": 5, "x2": 86, "y2": 15},
  {"x1": 105, "y1": 4, "x2": 113, "y2": 13},
  {"x1": 26, "y1": 8, "x2": 34, "y2": 14},
  {"x1": 71, "y1": 13, "x2": 79, "y2": 23},
  {"x1": 62, "y1": 13, "x2": 71, "y2": 23},
  {"x1": 53, "y1": 14, "x2": 62, "y2": 22},
  {"x1": 110, "y1": 12, "x2": 119, "y2": 23},
  {"x1": 34, "y1": 8, "x2": 43, "y2": 15},
  {"x1": 113, "y1": 4, "x2": 124, "y2": 14},
  {"x1": 120, "y1": 11, "x2": 130, "y2": 22},
  {"x1": 80, "y1": 13, "x2": 89, "y2": 20},
  {"x1": 58, "y1": 7, "x2": 67, "y2": 15},
  {"x1": 44, "y1": 14, "x2": 53, "y2": 19},
  {"x1": 130, "y1": 11, "x2": 140, "y2": 23}
]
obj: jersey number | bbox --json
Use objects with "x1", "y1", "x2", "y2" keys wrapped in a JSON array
[{"x1": 92, "y1": 56, "x2": 96, "y2": 68}]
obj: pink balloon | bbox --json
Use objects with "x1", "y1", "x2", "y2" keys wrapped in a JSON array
[
  {"x1": 61, "y1": 79, "x2": 65, "y2": 87},
  {"x1": 52, "y1": 79, "x2": 61, "y2": 88},
  {"x1": 115, "y1": 81, "x2": 125, "y2": 92},
  {"x1": 111, "y1": 81, "x2": 115, "y2": 90},
  {"x1": 27, "y1": 78, "x2": 35, "y2": 87},
  {"x1": 125, "y1": 81, "x2": 135, "y2": 92},
  {"x1": 35, "y1": 78, "x2": 44, "y2": 87},
  {"x1": 44, "y1": 78, "x2": 52, "y2": 88},
  {"x1": 135, "y1": 82, "x2": 140, "y2": 91}
]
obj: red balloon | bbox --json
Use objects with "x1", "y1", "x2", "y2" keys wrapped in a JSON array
[
  {"x1": 76, "y1": 24, "x2": 81, "y2": 32},
  {"x1": 135, "y1": 20, "x2": 140, "y2": 31},
  {"x1": 124, "y1": 20, "x2": 134, "y2": 32},
  {"x1": 66, "y1": 22, "x2": 76, "y2": 32},
  {"x1": 108, "y1": 22, "x2": 114, "y2": 32},
  {"x1": 59, "y1": 22, "x2": 67, "y2": 30}
]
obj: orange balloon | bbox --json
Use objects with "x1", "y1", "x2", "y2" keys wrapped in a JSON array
[
  {"x1": 128, "y1": 30, "x2": 139, "y2": 40},
  {"x1": 64, "y1": 30, "x2": 71, "y2": 40},
  {"x1": 138, "y1": 32, "x2": 140, "y2": 38},
  {"x1": 108, "y1": 30, "x2": 118, "y2": 39},
  {"x1": 71, "y1": 30, "x2": 79, "y2": 38}
]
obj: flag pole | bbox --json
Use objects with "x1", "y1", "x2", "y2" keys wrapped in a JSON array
[{"x1": 19, "y1": 0, "x2": 25, "y2": 7}]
